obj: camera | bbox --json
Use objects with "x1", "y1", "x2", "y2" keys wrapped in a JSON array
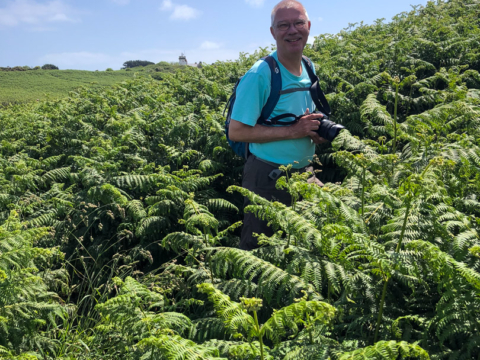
[{"x1": 314, "y1": 112, "x2": 345, "y2": 142}]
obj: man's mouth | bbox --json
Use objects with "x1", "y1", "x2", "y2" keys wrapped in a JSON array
[{"x1": 286, "y1": 38, "x2": 301, "y2": 43}]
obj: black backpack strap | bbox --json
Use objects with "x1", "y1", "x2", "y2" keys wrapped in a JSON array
[
  {"x1": 302, "y1": 55, "x2": 318, "y2": 83},
  {"x1": 302, "y1": 55, "x2": 331, "y2": 116},
  {"x1": 223, "y1": 77, "x2": 241, "y2": 117},
  {"x1": 258, "y1": 56, "x2": 282, "y2": 124}
]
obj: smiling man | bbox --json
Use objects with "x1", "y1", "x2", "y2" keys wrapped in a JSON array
[{"x1": 229, "y1": 0, "x2": 326, "y2": 250}]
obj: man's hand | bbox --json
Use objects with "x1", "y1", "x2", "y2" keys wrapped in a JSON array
[
  {"x1": 290, "y1": 109, "x2": 328, "y2": 144},
  {"x1": 229, "y1": 109, "x2": 329, "y2": 144}
]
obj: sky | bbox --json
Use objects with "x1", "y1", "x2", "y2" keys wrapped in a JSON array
[{"x1": 0, "y1": 0, "x2": 430, "y2": 71}]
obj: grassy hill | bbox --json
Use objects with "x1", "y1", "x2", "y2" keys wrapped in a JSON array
[
  {"x1": 0, "y1": 69, "x2": 134, "y2": 105},
  {"x1": 0, "y1": 61, "x2": 183, "y2": 106}
]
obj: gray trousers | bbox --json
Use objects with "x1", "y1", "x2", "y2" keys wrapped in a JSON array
[
  {"x1": 239, "y1": 155, "x2": 323, "y2": 250},
  {"x1": 239, "y1": 155, "x2": 291, "y2": 250}
]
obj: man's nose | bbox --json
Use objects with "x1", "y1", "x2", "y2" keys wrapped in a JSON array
[{"x1": 287, "y1": 23, "x2": 299, "y2": 33}]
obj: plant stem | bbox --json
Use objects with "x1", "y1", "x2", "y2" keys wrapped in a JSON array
[
  {"x1": 374, "y1": 276, "x2": 389, "y2": 343},
  {"x1": 395, "y1": 199, "x2": 412, "y2": 253},
  {"x1": 374, "y1": 197, "x2": 412, "y2": 343},
  {"x1": 307, "y1": 313, "x2": 314, "y2": 344},
  {"x1": 361, "y1": 166, "x2": 366, "y2": 217},
  {"x1": 393, "y1": 84, "x2": 399, "y2": 154},
  {"x1": 253, "y1": 311, "x2": 265, "y2": 360},
  {"x1": 328, "y1": 279, "x2": 332, "y2": 304}
]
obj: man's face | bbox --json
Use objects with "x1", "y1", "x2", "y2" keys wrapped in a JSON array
[{"x1": 270, "y1": 6, "x2": 310, "y2": 58}]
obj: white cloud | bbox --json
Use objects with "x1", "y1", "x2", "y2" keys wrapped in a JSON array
[
  {"x1": 28, "y1": 26, "x2": 55, "y2": 32},
  {"x1": 110, "y1": 0, "x2": 130, "y2": 5},
  {"x1": 49, "y1": 13, "x2": 71, "y2": 22},
  {"x1": 171, "y1": 4, "x2": 200, "y2": 20},
  {"x1": 307, "y1": 36, "x2": 315, "y2": 45},
  {"x1": 160, "y1": 1, "x2": 200, "y2": 21},
  {"x1": 245, "y1": 0, "x2": 265, "y2": 7},
  {"x1": 0, "y1": 0, "x2": 79, "y2": 27},
  {"x1": 160, "y1": 0, "x2": 173, "y2": 10},
  {"x1": 200, "y1": 41, "x2": 221, "y2": 50},
  {"x1": 318, "y1": 17, "x2": 323, "y2": 22}
]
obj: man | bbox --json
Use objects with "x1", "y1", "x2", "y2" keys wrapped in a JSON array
[{"x1": 229, "y1": 0, "x2": 326, "y2": 250}]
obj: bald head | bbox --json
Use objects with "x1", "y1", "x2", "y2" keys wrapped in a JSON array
[{"x1": 271, "y1": 0, "x2": 309, "y2": 26}]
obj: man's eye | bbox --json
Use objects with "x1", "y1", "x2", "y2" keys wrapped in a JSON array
[
  {"x1": 295, "y1": 21, "x2": 305, "y2": 28},
  {"x1": 278, "y1": 23, "x2": 289, "y2": 30}
]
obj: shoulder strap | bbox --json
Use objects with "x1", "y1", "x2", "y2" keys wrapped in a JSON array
[
  {"x1": 258, "y1": 56, "x2": 282, "y2": 124},
  {"x1": 302, "y1": 55, "x2": 331, "y2": 116}
]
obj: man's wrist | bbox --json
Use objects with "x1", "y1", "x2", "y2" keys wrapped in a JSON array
[{"x1": 277, "y1": 125, "x2": 295, "y2": 140}]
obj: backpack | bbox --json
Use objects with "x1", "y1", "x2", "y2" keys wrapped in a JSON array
[{"x1": 224, "y1": 55, "x2": 331, "y2": 160}]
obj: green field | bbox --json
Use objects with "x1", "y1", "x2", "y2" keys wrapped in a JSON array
[
  {"x1": 0, "y1": 69, "x2": 136, "y2": 105},
  {"x1": 0, "y1": 62, "x2": 183, "y2": 105}
]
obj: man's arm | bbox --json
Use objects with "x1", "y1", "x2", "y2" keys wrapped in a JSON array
[{"x1": 229, "y1": 111, "x2": 327, "y2": 144}]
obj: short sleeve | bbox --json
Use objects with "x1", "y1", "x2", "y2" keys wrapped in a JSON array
[{"x1": 231, "y1": 63, "x2": 270, "y2": 127}]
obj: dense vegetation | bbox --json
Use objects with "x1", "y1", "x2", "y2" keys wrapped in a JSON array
[
  {"x1": 122, "y1": 60, "x2": 156, "y2": 69},
  {"x1": 41, "y1": 65, "x2": 59, "y2": 70},
  {"x1": 0, "y1": 0, "x2": 479, "y2": 359}
]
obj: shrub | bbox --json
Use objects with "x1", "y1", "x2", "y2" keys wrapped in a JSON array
[
  {"x1": 41, "y1": 64, "x2": 59, "y2": 70},
  {"x1": 106, "y1": 68, "x2": 113, "y2": 71},
  {"x1": 122, "y1": 60, "x2": 154, "y2": 69}
]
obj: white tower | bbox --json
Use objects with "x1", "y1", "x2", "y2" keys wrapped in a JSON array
[{"x1": 179, "y1": 53, "x2": 187, "y2": 66}]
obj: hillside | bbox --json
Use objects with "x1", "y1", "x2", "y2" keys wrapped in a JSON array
[
  {"x1": 0, "y1": 1, "x2": 479, "y2": 359},
  {"x1": 0, "y1": 62, "x2": 183, "y2": 105}
]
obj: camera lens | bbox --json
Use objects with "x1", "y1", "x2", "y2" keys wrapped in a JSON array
[{"x1": 316, "y1": 119, "x2": 345, "y2": 142}]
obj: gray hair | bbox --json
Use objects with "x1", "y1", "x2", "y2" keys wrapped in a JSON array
[{"x1": 271, "y1": 0, "x2": 309, "y2": 27}]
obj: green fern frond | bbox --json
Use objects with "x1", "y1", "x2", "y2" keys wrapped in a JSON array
[
  {"x1": 126, "y1": 199, "x2": 147, "y2": 220},
  {"x1": 41, "y1": 166, "x2": 71, "y2": 184},
  {"x1": 407, "y1": 240, "x2": 480, "y2": 290},
  {"x1": 201, "y1": 340, "x2": 269, "y2": 360},
  {"x1": 162, "y1": 232, "x2": 205, "y2": 253},
  {"x1": 197, "y1": 283, "x2": 255, "y2": 339},
  {"x1": 190, "y1": 318, "x2": 227, "y2": 343},
  {"x1": 210, "y1": 248, "x2": 318, "y2": 303},
  {"x1": 337, "y1": 340, "x2": 429, "y2": 359},
  {"x1": 136, "y1": 216, "x2": 170, "y2": 237},
  {"x1": 261, "y1": 300, "x2": 336, "y2": 344},
  {"x1": 139, "y1": 335, "x2": 224, "y2": 360}
]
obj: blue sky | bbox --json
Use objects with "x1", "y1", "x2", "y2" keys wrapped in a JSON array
[{"x1": 0, "y1": 0, "x2": 429, "y2": 70}]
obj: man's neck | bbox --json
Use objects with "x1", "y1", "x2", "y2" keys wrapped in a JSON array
[{"x1": 277, "y1": 51, "x2": 303, "y2": 76}]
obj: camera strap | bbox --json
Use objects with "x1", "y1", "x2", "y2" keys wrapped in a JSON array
[{"x1": 301, "y1": 56, "x2": 331, "y2": 116}]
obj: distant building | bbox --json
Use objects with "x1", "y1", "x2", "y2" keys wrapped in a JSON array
[
  {"x1": 178, "y1": 54, "x2": 202, "y2": 68},
  {"x1": 179, "y1": 53, "x2": 188, "y2": 66}
]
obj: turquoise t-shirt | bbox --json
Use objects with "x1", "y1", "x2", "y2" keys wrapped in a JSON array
[{"x1": 231, "y1": 50, "x2": 316, "y2": 168}]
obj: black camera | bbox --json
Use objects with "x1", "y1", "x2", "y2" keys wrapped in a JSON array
[{"x1": 314, "y1": 112, "x2": 345, "y2": 142}]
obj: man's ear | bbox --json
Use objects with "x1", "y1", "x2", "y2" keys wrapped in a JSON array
[
  {"x1": 270, "y1": 26, "x2": 276, "y2": 40},
  {"x1": 308, "y1": 20, "x2": 311, "y2": 30}
]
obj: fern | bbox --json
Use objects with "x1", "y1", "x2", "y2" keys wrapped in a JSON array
[
  {"x1": 138, "y1": 335, "x2": 224, "y2": 360},
  {"x1": 336, "y1": 340, "x2": 429, "y2": 360}
]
